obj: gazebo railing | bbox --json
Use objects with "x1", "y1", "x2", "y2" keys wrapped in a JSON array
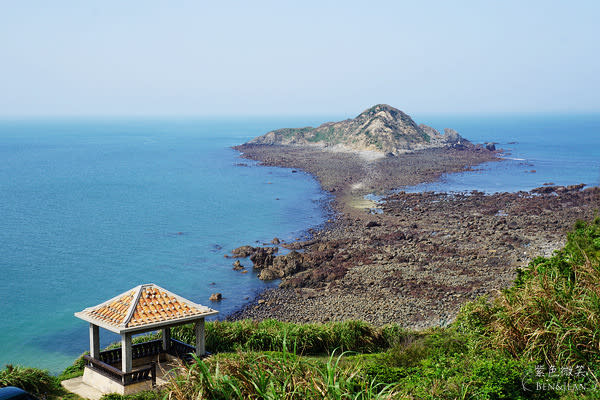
[
  {"x1": 99, "y1": 339, "x2": 167, "y2": 365},
  {"x1": 88, "y1": 338, "x2": 200, "y2": 386},
  {"x1": 83, "y1": 355, "x2": 156, "y2": 387},
  {"x1": 132, "y1": 339, "x2": 163, "y2": 360},
  {"x1": 89, "y1": 338, "x2": 197, "y2": 386},
  {"x1": 98, "y1": 347, "x2": 122, "y2": 365},
  {"x1": 167, "y1": 338, "x2": 197, "y2": 361}
]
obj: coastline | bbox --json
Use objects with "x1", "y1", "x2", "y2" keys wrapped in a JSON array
[{"x1": 226, "y1": 144, "x2": 600, "y2": 328}]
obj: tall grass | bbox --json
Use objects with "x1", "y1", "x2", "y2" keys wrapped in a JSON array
[
  {"x1": 0, "y1": 364, "x2": 61, "y2": 398},
  {"x1": 164, "y1": 347, "x2": 398, "y2": 400},
  {"x1": 460, "y1": 217, "x2": 600, "y2": 366},
  {"x1": 172, "y1": 319, "x2": 392, "y2": 355},
  {"x1": 55, "y1": 219, "x2": 600, "y2": 399}
]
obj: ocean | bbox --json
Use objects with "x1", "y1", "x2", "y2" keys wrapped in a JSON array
[
  {"x1": 0, "y1": 114, "x2": 599, "y2": 374},
  {"x1": 406, "y1": 113, "x2": 600, "y2": 193}
]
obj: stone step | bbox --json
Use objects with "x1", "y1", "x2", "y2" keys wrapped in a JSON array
[{"x1": 61, "y1": 376, "x2": 103, "y2": 400}]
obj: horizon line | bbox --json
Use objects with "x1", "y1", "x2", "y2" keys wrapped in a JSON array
[{"x1": 1, "y1": 109, "x2": 600, "y2": 120}]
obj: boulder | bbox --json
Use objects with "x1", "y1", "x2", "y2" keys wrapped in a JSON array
[
  {"x1": 259, "y1": 269, "x2": 279, "y2": 281},
  {"x1": 443, "y1": 128, "x2": 472, "y2": 149},
  {"x1": 250, "y1": 247, "x2": 278, "y2": 269},
  {"x1": 365, "y1": 221, "x2": 381, "y2": 228},
  {"x1": 443, "y1": 128, "x2": 461, "y2": 143},
  {"x1": 532, "y1": 186, "x2": 556, "y2": 194},
  {"x1": 271, "y1": 250, "x2": 305, "y2": 277},
  {"x1": 230, "y1": 245, "x2": 256, "y2": 258},
  {"x1": 209, "y1": 293, "x2": 222, "y2": 301},
  {"x1": 232, "y1": 260, "x2": 244, "y2": 271}
]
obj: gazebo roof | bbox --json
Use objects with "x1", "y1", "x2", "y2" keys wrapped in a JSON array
[{"x1": 75, "y1": 283, "x2": 218, "y2": 333}]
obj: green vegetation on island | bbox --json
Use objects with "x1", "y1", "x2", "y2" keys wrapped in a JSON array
[
  {"x1": 247, "y1": 104, "x2": 474, "y2": 155},
  {"x1": 2, "y1": 217, "x2": 599, "y2": 399}
]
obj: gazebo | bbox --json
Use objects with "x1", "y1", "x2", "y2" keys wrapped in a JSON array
[{"x1": 74, "y1": 283, "x2": 218, "y2": 395}]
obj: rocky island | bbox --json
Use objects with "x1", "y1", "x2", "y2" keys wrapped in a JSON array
[
  {"x1": 231, "y1": 105, "x2": 600, "y2": 327},
  {"x1": 248, "y1": 104, "x2": 475, "y2": 155}
]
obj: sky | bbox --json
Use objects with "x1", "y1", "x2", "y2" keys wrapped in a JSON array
[{"x1": 0, "y1": 0, "x2": 598, "y2": 117}]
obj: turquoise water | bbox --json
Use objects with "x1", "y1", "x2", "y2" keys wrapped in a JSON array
[
  {"x1": 0, "y1": 114, "x2": 599, "y2": 374},
  {"x1": 0, "y1": 117, "x2": 331, "y2": 373}
]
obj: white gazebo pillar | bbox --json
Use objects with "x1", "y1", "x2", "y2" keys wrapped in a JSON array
[
  {"x1": 195, "y1": 318, "x2": 205, "y2": 356},
  {"x1": 89, "y1": 323, "x2": 100, "y2": 359},
  {"x1": 121, "y1": 333, "x2": 132, "y2": 373},
  {"x1": 162, "y1": 327, "x2": 171, "y2": 351}
]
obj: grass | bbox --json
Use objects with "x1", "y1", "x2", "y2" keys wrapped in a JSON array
[
  {"x1": 100, "y1": 392, "x2": 164, "y2": 400},
  {"x1": 161, "y1": 217, "x2": 600, "y2": 399},
  {"x1": 0, "y1": 364, "x2": 62, "y2": 398},
  {"x1": 171, "y1": 319, "x2": 393, "y2": 355},
  {"x1": 18, "y1": 217, "x2": 600, "y2": 399},
  {"x1": 458, "y1": 217, "x2": 600, "y2": 367},
  {"x1": 165, "y1": 349, "x2": 398, "y2": 400},
  {"x1": 306, "y1": 126, "x2": 340, "y2": 144},
  {"x1": 57, "y1": 354, "x2": 87, "y2": 381}
]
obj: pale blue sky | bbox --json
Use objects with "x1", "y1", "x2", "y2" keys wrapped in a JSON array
[{"x1": 1, "y1": 0, "x2": 598, "y2": 116}]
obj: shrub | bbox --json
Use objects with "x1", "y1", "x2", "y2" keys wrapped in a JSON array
[
  {"x1": 385, "y1": 334, "x2": 429, "y2": 368},
  {"x1": 0, "y1": 364, "x2": 60, "y2": 398},
  {"x1": 362, "y1": 364, "x2": 407, "y2": 385},
  {"x1": 480, "y1": 218, "x2": 600, "y2": 365}
]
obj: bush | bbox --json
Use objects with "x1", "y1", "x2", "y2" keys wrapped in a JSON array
[
  {"x1": 0, "y1": 364, "x2": 61, "y2": 398},
  {"x1": 385, "y1": 334, "x2": 429, "y2": 368},
  {"x1": 473, "y1": 218, "x2": 600, "y2": 365},
  {"x1": 362, "y1": 364, "x2": 407, "y2": 385}
]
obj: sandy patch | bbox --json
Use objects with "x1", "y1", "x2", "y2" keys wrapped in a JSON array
[
  {"x1": 318, "y1": 143, "x2": 385, "y2": 161},
  {"x1": 357, "y1": 150, "x2": 385, "y2": 161},
  {"x1": 346, "y1": 194, "x2": 380, "y2": 211}
]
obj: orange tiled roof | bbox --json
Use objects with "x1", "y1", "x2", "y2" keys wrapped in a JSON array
[
  {"x1": 87, "y1": 290, "x2": 137, "y2": 326},
  {"x1": 75, "y1": 284, "x2": 217, "y2": 332}
]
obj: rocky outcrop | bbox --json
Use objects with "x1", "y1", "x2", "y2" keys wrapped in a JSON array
[
  {"x1": 231, "y1": 115, "x2": 598, "y2": 327},
  {"x1": 531, "y1": 183, "x2": 585, "y2": 195},
  {"x1": 443, "y1": 128, "x2": 473, "y2": 149},
  {"x1": 443, "y1": 128, "x2": 461, "y2": 143},
  {"x1": 250, "y1": 247, "x2": 278, "y2": 269},
  {"x1": 259, "y1": 250, "x2": 305, "y2": 281},
  {"x1": 229, "y1": 245, "x2": 257, "y2": 258},
  {"x1": 246, "y1": 104, "x2": 476, "y2": 156},
  {"x1": 231, "y1": 186, "x2": 600, "y2": 326},
  {"x1": 232, "y1": 260, "x2": 245, "y2": 270}
]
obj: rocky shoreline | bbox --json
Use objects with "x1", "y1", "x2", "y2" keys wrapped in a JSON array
[{"x1": 225, "y1": 144, "x2": 599, "y2": 328}]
